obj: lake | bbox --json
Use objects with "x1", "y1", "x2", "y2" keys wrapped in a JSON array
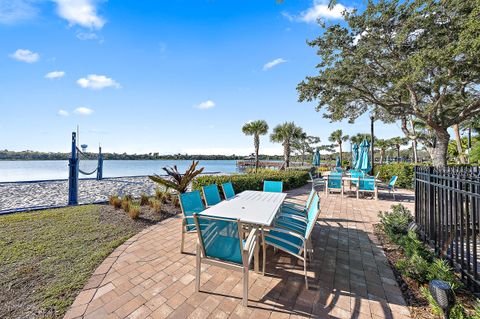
[{"x1": 0, "y1": 160, "x2": 240, "y2": 182}]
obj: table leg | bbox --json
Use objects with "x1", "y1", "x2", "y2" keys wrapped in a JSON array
[{"x1": 254, "y1": 233, "x2": 260, "y2": 273}]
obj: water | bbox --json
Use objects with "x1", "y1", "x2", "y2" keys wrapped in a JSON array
[{"x1": 0, "y1": 160, "x2": 239, "y2": 182}]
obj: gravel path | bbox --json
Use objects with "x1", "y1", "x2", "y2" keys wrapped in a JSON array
[{"x1": 0, "y1": 176, "x2": 159, "y2": 212}]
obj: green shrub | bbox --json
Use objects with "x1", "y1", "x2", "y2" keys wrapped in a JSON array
[
  {"x1": 192, "y1": 170, "x2": 309, "y2": 194},
  {"x1": 421, "y1": 286, "x2": 469, "y2": 319},
  {"x1": 378, "y1": 204, "x2": 413, "y2": 239},
  {"x1": 396, "y1": 253, "x2": 430, "y2": 283},
  {"x1": 140, "y1": 193, "x2": 150, "y2": 206},
  {"x1": 129, "y1": 205, "x2": 140, "y2": 219},
  {"x1": 374, "y1": 163, "x2": 417, "y2": 189},
  {"x1": 427, "y1": 259, "x2": 459, "y2": 288},
  {"x1": 399, "y1": 231, "x2": 434, "y2": 261}
]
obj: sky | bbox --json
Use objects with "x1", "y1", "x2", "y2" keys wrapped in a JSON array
[{"x1": 0, "y1": 0, "x2": 406, "y2": 156}]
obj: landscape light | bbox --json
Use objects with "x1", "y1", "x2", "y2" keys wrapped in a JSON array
[{"x1": 429, "y1": 280, "x2": 455, "y2": 319}]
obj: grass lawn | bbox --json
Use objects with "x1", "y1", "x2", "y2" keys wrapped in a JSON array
[{"x1": 0, "y1": 204, "x2": 166, "y2": 319}]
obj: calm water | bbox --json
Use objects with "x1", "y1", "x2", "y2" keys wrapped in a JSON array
[{"x1": 0, "y1": 160, "x2": 239, "y2": 182}]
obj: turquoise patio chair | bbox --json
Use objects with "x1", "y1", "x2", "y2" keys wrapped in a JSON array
[
  {"x1": 202, "y1": 184, "x2": 222, "y2": 207},
  {"x1": 281, "y1": 188, "x2": 316, "y2": 217},
  {"x1": 309, "y1": 172, "x2": 325, "y2": 190},
  {"x1": 335, "y1": 167, "x2": 343, "y2": 174},
  {"x1": 263, "y1": 180, "x2": 283, "y2": 193},
  {"x1": 263, "y1": 195, "x2": 321, "y2": 289},
  {"x1": 193, "y1": 214, "x2": 258, "y2": 306},
  {"x1": 179, "y1": 191, "x2": 205, "y2": 253},
  {"x1": 357, "y1": 177, "x2": 378, "y2": 200},
  {"x1": 350, "y1": 170, "x2": 365, "y2": 187},
  {"x1": 275, "y1": 192, "x2": 320, "y2": 237},
  {"x1": 326, "y1": 172, "x2": 343, "y2": 195},
  {"x1": 388, "y1": 175, "x2": 398, "y2": 199},
  {"x1": 221, "y1": 182, "x2": 235, "y2": 200}
]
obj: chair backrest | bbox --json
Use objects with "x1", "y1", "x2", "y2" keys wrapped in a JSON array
[
  {"x1": 336, "y1": 167, "x2": 343, "y2": 173},
  {"x1": 327, "y1": 173, "x2": 342, "y2": 189},
  {"x1": 193, "y1": 214, "x2": 243, "y2": 265},
  {"x1": 221, "y1": 182, "x2": 235, "y2": 200},
  {"x1": 179, "y1": 191, "x2": 205, "y2": 231},
  {"x1": 202, "y1": 184, "x2": 222, "y2": 206},
  {"x1": 263, "y1": 180, "x2": 283, "y2": 193},
  {"x1": 388, "y1": 176, "x2": 398, "y2": 189},
  {"x1": 375, "y1": 172, "x2": 380, "y2": 179},
  {"x1": 358, "y1": 177, "x2": 376, "y2": 191},
  {"x1": 305, "y1": 194, "x2": 321, "y2": 239},
  {"x1": 304, "y1": 188, "x2": 316, "y2": 210},
  {"x1": 350, "y1": 170, "x2": 364, "y2": 185}
]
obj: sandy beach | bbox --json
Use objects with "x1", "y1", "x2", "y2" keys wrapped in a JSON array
[{"x1": 0, "y1": 176, "x2": 159, "y2": 213}]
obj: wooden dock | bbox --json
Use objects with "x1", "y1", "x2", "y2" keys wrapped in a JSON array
[{"x1": 236, "y1": 160, "x2": 307, "y2": 170}]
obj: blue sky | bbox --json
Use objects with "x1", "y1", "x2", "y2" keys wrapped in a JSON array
[{"x1": 0, "y1": 0, "x2": 405, "y2": 155}]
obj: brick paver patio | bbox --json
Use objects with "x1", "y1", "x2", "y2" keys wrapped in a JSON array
[{"x1": 65, "y1": 185, "x2": 415, "y2": 319}]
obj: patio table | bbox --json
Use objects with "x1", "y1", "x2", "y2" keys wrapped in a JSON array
[{"x1": 200, "y1": 190, "x2": 287, "y2": 272}]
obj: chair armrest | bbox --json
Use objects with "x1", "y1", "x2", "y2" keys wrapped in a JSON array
[
  {"x1": 243, "y1": 227, "x2": 258, "y2": 262},
  {"x1": 276, "y1": 213, "x2": 307, "y2": 224},
  {"x1": 264, "y1": 226, "x2": 306, "y2": 243}
]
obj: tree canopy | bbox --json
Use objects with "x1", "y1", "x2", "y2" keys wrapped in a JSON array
[{"x1": 297, "y1": 0, "x2": 480, "y2": 168}]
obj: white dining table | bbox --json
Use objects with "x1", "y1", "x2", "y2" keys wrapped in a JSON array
[
  {"x1": 200, "y1": 190, "x2": 287, "y2": 272},
  {"x1": 200, "y1": 190, "x2": 287, "y2": 226}
]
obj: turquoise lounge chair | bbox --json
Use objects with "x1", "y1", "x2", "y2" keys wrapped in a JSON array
[
  {"x1": 202, "y1": 184, "x2": 222, "y2": 206},
  {"x1": 179, "y1": 190, "x2": 205, "y2": 253},
  {"x1": 263, "y1": 180, "x2": 283, "y2": 193},
  {"x1": 357, "y1": 177, "x2": 378, "y2": 200},
  {"x1": 326, "y1": 172, "x2": 343, "y2": 195},
  {"x1": 221, "y1": 182, "x2": 235, "y2": 199},
  {"x1": 193, "y1": 214, "x2": 258, "y2": 306},
  {"x1": 263, "y1": 194, "x2": 321, "y2": 289}
]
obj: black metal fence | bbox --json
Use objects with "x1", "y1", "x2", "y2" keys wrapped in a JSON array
[{"x1": 415, "y1": 166, "x2": 480, "y2": 291}]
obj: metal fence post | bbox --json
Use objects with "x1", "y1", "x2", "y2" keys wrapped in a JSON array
[{"x1": 68, "y1": 132, "x2": 79, "y2": 205}]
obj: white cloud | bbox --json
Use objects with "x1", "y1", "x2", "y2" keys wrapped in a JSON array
[
  {"x1": 45, "y1": 71, "x2": 66, "y2": 79},
  {"x1": 0, "y1": 0, "x2": 38, "y2": 24},
  {"x1": 285, "y1": 0, "x2": 352, "y2": 23},
  {"x1": 74, "y1": 107, "x2": 94, "y2": 115},
  {"x1": 9, "y1": 49, "x2": 39, "y2": 63},
  {"x1": 263, "y1": 58, "x2": 287, "y2": 71},
  {"x1": 77, "y1": 74, "x2": 120, "y2": 89},
  {"x1": 195, "y1": 100, "x2": 215, "y2": 110},
  {"x1": 58, "y1": 109, "x2": 69, "y2": 116},
  {"x1": 76, "y1": 31, "x2": 98, "y2": 40},
  {"x1": 53, "y1": 0, "x2": 105, "y2": 29}
]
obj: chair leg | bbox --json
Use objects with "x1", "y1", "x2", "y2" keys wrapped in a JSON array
[
  {"x1": 303, "y1": 250, "x2": 309, "y2": 290},
  {"x1": 180, "y1": 219, "x2": 185, "y2": 253},
  {"x1": 242, "y1": 267, "x2": 249, "y2": 306},
  {"x1": 195, "y1": 244, "x2": 201, "y2": 292}
]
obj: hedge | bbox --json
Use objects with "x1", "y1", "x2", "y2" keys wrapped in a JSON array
[
  {"x1": 374, "y1": 163, "x2": 416, "y2": 189},
  {"x1": 192, "y1": 170, "x2": 309, "y2": 195}
]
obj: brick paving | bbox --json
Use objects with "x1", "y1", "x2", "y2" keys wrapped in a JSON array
[{"x1": 65, "y1": 185, "x2": 415, "y2": 319}]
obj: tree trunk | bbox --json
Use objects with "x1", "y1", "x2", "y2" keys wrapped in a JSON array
[
  {"x1": 426, "y1": 128, "x2": 450, "y2": 169},
  {"x1": 396, "y1": 146, "x2": 401, "y2": 161},
  {"x1": 380, "y1": 150, "x2": 385, "y2": 164},
  {"x1": 453, "y1": 124, "x2": 466, "y2": 164},
  {"x1": 412, "y1": 139, "x2": 418, "y2": 163},
  {"x1": 284, "y1": 142, "x2": 290, "y2": 168},
  {"x1": 254, "y1": 135, "x2": 260, "y2": 172},
  {"x1": 339, "y1": 142, "x2": 343, "y2": 166}
]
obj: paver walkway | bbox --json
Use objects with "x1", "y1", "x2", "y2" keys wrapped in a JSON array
[{"x1": 65, "y1": 185, "x2": 415, "y2": 319}]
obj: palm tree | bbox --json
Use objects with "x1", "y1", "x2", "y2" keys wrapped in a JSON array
[
  {"x1": 329, "y1": 129, "x2": 349, "y2": 166},
  {"x1": 270, "y1": 122, "x2": 304, "y2": 168},
  {"x1": 242, "y1": 120, "x2": 269, "y2": 171},
  {"x1": 389, "y1": 137, "x2": 409, "y2": 162},
  {"x1": 375, "y1": 139, "x2": 391, "y2": 164}
]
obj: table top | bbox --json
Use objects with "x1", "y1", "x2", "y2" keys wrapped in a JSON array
[{"x1": 200, "y1": 190, "x2": 287, "y2": 226}]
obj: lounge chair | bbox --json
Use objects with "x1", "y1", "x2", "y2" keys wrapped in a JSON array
[
  {"x1": 263, "y1": 194, "x2": 321, "y2": 289},
  {"x1": 221, "y1": 182, "x2": 235, "y2": 199},
  {"x1": 202, "y1": 184, "x2": 222, "y2": 207},
  {"x1": 263, "y1": 180, "x2": 283, "y2": 193},
  {"x1": 193, "y1": 214, "x2": 258, "y2": 306},
  {"x1": 179, "y1": 190, "x2": 205, "y2": 253}
]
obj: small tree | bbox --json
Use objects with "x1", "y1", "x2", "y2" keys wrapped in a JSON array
[
  {"x1": 389, "y1": 137, "x2": 409, "y2": 162},
  {"x1": 149, "y1": 161, "x2": 204, "y2": 194},
  {"x1": 297, "y1": 0, "x2": 480, "y2": 168},
  {"x1": 292, "y1": 133, "x2": 321, "y2": 165},
  {"x1": 375, "y1": 139, "x2": 391, "y2": 164},
  {"x1": 328, "y1": 129, "x2": 349, "y2": 166},
  {"x1": 242, "y1": 120, "x2": 269, "y2": 171},
  {"x1": 270, "y1": 122, "x2": 304, "y2": 168}
]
